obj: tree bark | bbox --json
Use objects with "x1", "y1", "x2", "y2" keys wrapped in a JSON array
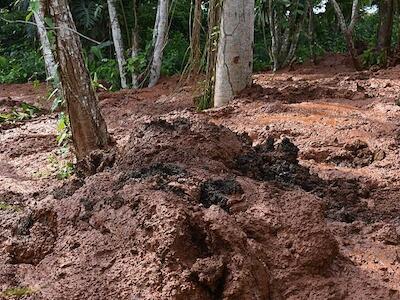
[
  {"x1": 307, "y1": 0, "x2": 317, "y2": 64},
  {"x1": 48, "y1": 0, "x2": 112, "y2": 161},
  {"x1": 206, "y1": 0, "x2": 221, "y2": 80},
  {"x1": 377, "y1": 0, "x2": 394, "y2": 66},
  {"x1": 107, "y1": 0, "x2": 128, "y2": 88},
  {"x1": 33, "y1": 0, "x2": 58, "y2": 85},
  {"x1": 330, "y1": 0, "x2": 362, "y2": 70},
  {"x1": 149, "y1": 0, "x2": 169, "y2": 88},
  {"x1": 214, "y1": 0, "x2": 254, "y2": 107},
  {"x1": 282, "y1": 3, "x2": 307, "y2": 67},
  {"x1": 267, "y1": 0, "x2": 306, "y2": 71},
  {"x1": 131, "y1": 0, "x2": 140, "y2": 88},
  {"x1": 190, "y1": 0, "x2": 202, "y2": 74},
  {"x1": 268, "y1": 0, "x2": 279, "y2": 72}
]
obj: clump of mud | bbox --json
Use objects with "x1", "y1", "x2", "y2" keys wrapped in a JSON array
[
  {"x1": 0, "y1": 114, "x2": 394, "y2": 299},
  {"x1": 199, "y1": 178, "x2": 243, "y2": 211},
  {"x1": 6, "y1": 209, "x2": 57, "y2": 265},
  {"x1": 327, "y1": 140, "x2": 378, "y2": 168}
]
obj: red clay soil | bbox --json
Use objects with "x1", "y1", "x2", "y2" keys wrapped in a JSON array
[{"x1": 0, "y1": 55, "x2": 400, "y2": 299}]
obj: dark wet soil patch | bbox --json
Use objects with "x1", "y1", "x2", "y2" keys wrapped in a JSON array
[{"x1": 199, "y1": 178, "x2": 243, "y2": 211}]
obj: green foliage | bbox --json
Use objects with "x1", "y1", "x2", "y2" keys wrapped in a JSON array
[
  {"x1": 50, "y1": 88, "x2": 64, "y2": 112},
  {"x1": 47, "y1": 112, "x2": 75, "y2": 180},
  {"x1": 194, "y1": 80, "x2": 213, "y2": 111},
  {"x1": 0, "y1": 0, "x2": 396, "y2": 88},
  {"x1": 57, "y1": 161, "x2": 75, "y2": 179},
  {"x1": 0, "y1": 102, "x2": 41, "y2": 124},
  {"x1": 72, "y1": 0, "x2": 104, "y2": 30},
  {"x1": 162, "y1": 31, "x2": 190, "y2": 76},
  {"x1": 84, "y1": 42, "x2": 121, "y2": 89},
  {"x1": 91, "y1": 72, "x2": 109, "y2": 91},
  {"x1": 90, "y1": 58, "x2": 120, "y2": 89},
  {"x1": 360, "y1": 47, "x2": 385, "y2": 67},
  {"x1": 48, "y1": 153, "x2": 75, "y2": 180},
  {"x1": 0, "y1": 46, "x2": 45, "y2": 83},
  {"x1": 127, "y1": 52, "x2": 147, "y2": 76},
  {"x1": 0, "y1": 287, "x2": 35, "y2": 298},
  {"x1": 56, "y1": 112, "x2": 71, "y2": 147},
  {"x1": 253, "y1": 37, "x2": 271, "y2": 71},
  {"x1": 354, "y1": 12, "x2": 379, "y2": 47},
  {"x1": 0, "y1": 9, "x2": 44, "y2": 83}
]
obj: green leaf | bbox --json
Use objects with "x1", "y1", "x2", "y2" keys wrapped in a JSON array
[
  {"x1": 29, "y1": 0, "x2": 40, "y2": 13},
  {"x1": 25, "y1": 11, "x2": 33, "y2": 22}
]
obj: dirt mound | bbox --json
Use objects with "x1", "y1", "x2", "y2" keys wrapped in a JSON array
[
  {"x1": 118, "y1": 115, "x2": 248, "y2": 172},
  {"x1": 0, "y1": 115, "x2": 354, "y2": 299},
  {"x1": 1, "y1": 110, "x2": 397, "y2": 299}
]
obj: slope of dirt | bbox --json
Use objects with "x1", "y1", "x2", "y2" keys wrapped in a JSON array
[
  {"x1": 0, "y1": 56, "x2": 400, "y2": 299},
  {"x1": 0, "y1": 115, "x2": 391, "y2": 299}
]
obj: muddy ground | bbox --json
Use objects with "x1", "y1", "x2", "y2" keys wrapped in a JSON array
[{"x1": 0, "y1": 54, "x2": 399, "y2": 299}]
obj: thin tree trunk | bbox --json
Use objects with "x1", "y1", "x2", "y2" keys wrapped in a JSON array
[
  {"x1": 107, "y1": 0, "x2": 128, "y2": 88},
  {"x1": 377, "y1": 0, "x2": 394, "y2": 66},
  {"x1": 214, "y1": 0, "x2": 254, "y2": 107},
  {"x1": 280, "y1": 0, "x2": 299, "y2": 64},
  {"x1": 195, "y1": 0, "x2": 220, "y2": 109},
  {"x1": 268, "y1": 0, "x2": 279, "y2": 72},
  {"x1": 149, "y1": 0, "x2": 169, "y2": 88},
  {"x1": 190, "y1": 0, "x2": 202, "y2": 74},
  {"x1": 33, "y1": 1, "x2": 58, "y2": 85},
  {"x1": 283, "y1": 5, "x2": 307, "y2": 67},
  {"x1": 330, "y1": 0, "x2": 362, "y2": 70},
  {"x1": 308, "y1": 0, "x2": 317, "y2": 64},
  {"x1": 49, "y1": 0, "x2": 112, "y2": 161},
  {"x1": 131, "y1": 0, "x2": 140, "y2": 88},
  {"x1": 268, "y1": 0, "x2": 305, "y2": 71},
  {"x1": 206, "y1": 0, "x2": 220, "y2": 80},
  {"x1": 345, "y1": 30, "x2": 362, "y2": 70}
]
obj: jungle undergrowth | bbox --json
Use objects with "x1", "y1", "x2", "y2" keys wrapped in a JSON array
[
  {"x1": 47, "y1": 91, "x2": 75, "y2": 180},
  {"x1": 0, "y1": 102, "x2": 41, "y2": 124}
]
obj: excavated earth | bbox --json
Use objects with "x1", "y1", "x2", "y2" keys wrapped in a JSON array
[{"x1": 0, "y1": 55, "x2": 400, "y2": 299}]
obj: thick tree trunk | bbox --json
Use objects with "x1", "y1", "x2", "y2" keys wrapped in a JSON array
[
  {"x1": 149, "y1": 0, "x2": 169, "y2": 88},
  {"x1": 49, "y1": 0, "x2": 112, "y2": 161},
  {"x1": 330, "y1": 0, "x2": 362, "y2": 70},
  {"x1": 33, "y1": 1, "x2": 58, "y2": 85},
  {"x1": 107, "y1": 0, "x2": 128, "y2": 89},
  {"x1": 190, "y1": 0, "x2": 202, "y2": 74},
  {"x1": 377, "y1": 0, "x2": 394, "y2": 66},
  {"x1": 214, "y1": 0, "x2": 254, "y2": 107},
  {"x1": 131, "y1": 0, "x2": 140, "y2": 88}
]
